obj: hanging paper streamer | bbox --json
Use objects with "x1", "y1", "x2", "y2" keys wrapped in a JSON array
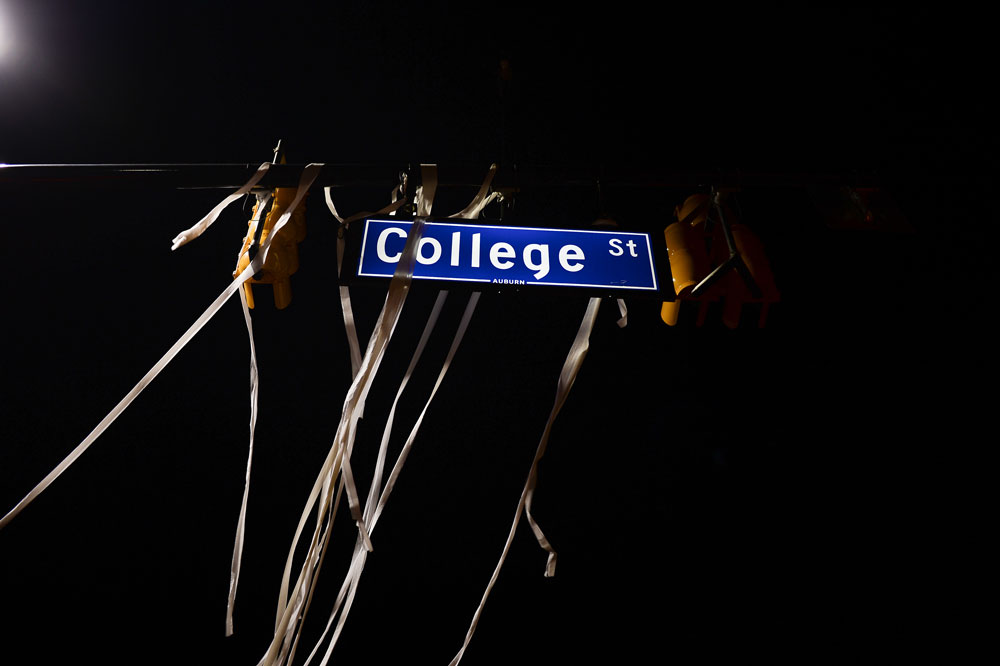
[
  {"x1": 448, "y1": 296, "x2": 603, "y2": 666},
  {"x1": 294, "y1": 165, "x2": 498, "y2": 666},
  {"x1": 257, "y1": 213, "x2": 430, "y2": 666},
  {"x1": 448, "y1": 163, "x2": 499, "y2": 220},
  {"x1": 2, "y1": 159, "x2": 609, "y2": 666},
  {"x1": 0, "y1": 164, "x2": 321, "y2": 531},
  {"x1": 617, "y1": 298, "x2": 629, "y2": 328},
  {"x1": 171, "y1": 162, "x2": 272, "y2": 250},
  {"x1": 227, "y1": 190, "x2": 271, "y2": 636},
  {"x1": 326, "y1": 183, "x2": 411, "y2": 380},
  {"x1": 261, "y1": 165, "x2": 443, "y2": 665},
  {"x1": 303, "y1": 292, "x2": 481, "y2": 666}
]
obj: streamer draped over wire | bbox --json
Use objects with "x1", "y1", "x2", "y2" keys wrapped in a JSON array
[
  {"x1": 0, "y1": 162, "x2": 321, "y2": 531},
  {"x1": 0, "y1": 161, "x2": 608, "y2": 666}
]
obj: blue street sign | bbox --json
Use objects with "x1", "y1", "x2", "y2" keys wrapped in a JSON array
[{"x1": 357, "y1": 219, "x2": 659, "y2": 291}]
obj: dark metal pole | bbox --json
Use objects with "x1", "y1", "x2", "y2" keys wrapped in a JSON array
[{"x1": 0, "y1": 163, "x2": 884, "y2": 191}]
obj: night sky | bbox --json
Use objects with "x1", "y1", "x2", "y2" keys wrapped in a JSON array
[{"x1": 0, "y1": 2, "x2": 989, "y2": 664}]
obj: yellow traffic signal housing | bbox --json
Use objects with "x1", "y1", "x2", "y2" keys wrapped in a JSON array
[
  {"x1": 233, "y1": 186, "x2": 306, "y2": 309},
  {"x1": 660, "y1": 194, "x2": 711, "y2": 326},
  {"x1": 661, "y1": 192, "x2": 778, "y2": 328}
]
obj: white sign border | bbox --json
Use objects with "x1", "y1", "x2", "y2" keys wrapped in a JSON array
[{"x1": 357, "y1": 218, "x2": 659, "y2": 292}]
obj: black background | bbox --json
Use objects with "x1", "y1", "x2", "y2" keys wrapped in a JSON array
[{"x1": 0, "y1": 2, "x2": 989, "y2": 664}]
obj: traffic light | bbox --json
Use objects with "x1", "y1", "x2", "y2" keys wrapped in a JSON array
[
  {"x1": 661, "y1": 192, "x2": 778, "y2": 328},
  {"x1": 660, "y1": 194, "x2": 711, "y2": 326},
  {"x1": 233, "y1": 185, "x2": 307, "y2": 309},
  {"x1": 728, "y1": 217, "x2": 780, "y2": 327}
]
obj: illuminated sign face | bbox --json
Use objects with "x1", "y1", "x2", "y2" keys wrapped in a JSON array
[{"x1": 357, "y1": 219, "x2": 658, "y2": 291}]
